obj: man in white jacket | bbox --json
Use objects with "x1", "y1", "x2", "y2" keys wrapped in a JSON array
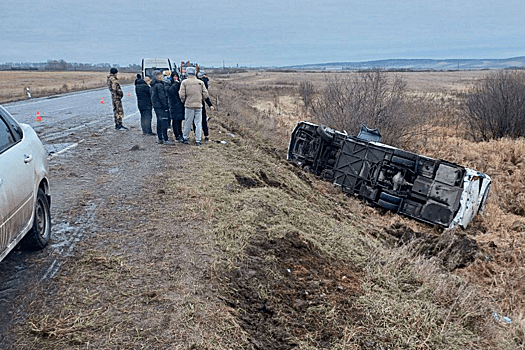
[{"x1": 179, "y1": 67, "x2": 209, "y2": 146}]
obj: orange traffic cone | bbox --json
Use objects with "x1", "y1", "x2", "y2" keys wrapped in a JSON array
[
  {"x1": 36, "y1": 111, "x2": 42, "y2": 121},
  {"x1": 100, "y1": 97, "x2": 104, "y2": 104}
]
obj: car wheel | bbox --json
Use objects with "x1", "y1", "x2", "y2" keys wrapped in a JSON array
[
  {"x1": 317, "y1": 125, "x2": 334, "y2": 143},
  {"x1": 391, "y1": 155, "x2": 416, "y2": 168},
  {"x1": 393, "y1": 149, "x2": 419, "y2": 161},
  {"x1": 22, "y1": 188, "x2": 51, "y2": 250},
  {"x1": 380, "y1": 192, "x2": 402, "y2": 204}
]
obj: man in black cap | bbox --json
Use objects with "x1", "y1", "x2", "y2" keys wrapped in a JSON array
[
  {"x1": 107, "y1": 67, "x2": 127, "y2": 130},
  {"x1": 150, "y1": 70, "x2": 170, "y2": 144},
  {"x1": 135, "y1": 75, "x2": 154, "y2": 134},
  {"x1": 197, "y1": 71, "x2": 214, "y2": 142}
]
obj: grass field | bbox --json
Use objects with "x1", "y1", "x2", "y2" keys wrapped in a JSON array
[
  {"x1": 0, "y1": 71, "x2": 136, "y2": 104},
  {"x1": 213, "y1": 69, "x2": 490, "y2": 92}
]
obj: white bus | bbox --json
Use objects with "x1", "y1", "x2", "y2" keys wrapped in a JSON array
[{"x1": 288, "y1": 121, "x2": 491, "y2": 229}]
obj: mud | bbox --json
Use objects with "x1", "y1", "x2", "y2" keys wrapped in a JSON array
[
  {"x1": 223, "y1": 231, "x2": 363, "y2": 349},
  {"x1": 384, "y1": 223, "x2": 480, "y2": 270},
  {"x1": 0, "y1": 102, "x2": 168, "y2": 347},
  {"x1": 235, "y1": 170, "x2": 285, "y2": 189}
]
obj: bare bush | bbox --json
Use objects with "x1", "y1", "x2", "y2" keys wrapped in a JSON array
[
  {"x1": 311, "y1": 69, "x2": 420, "y2": 147},
  {"x1": 463, "y1": 70, "x2": 525, "y2": 141},
  {"x1": 298, "y1": 81, "x2": 316, "y2": 112}
]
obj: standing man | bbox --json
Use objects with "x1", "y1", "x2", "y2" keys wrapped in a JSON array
[
  {"x1": 134, "y1": 73, "x2": 142, "y2": 85},
  {"x1": 167, "y1": 71, "x2": 185, "y2": 142},
  {"x1": 179, "y1": 66, "x2": 208, "y2": 146},
  {"x1": 150, "y1": 71, "x2": 170, "y2": 144},
  {"x1": 107, "y1": 68, "x2": 127, "y2": 130},
  {"x1": 135, "y1": 75, "x2": 154, "y2": 135},
  {"x1": 197, "y1": 71, "x2": 214, "y2": 142}
]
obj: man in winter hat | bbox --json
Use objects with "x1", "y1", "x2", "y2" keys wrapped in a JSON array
[
  {"x1": 179, "y1": 66, "x2": 209, "y2": 146},
  {"x1": 107, "y1": 67, "x2": 127, "y2": 130}
]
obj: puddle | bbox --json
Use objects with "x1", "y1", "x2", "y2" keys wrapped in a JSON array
[
  {"x1": 50, "y1": 222, "x2": 77, "y2": 249},
  {"x1": 45, "y1": 143, "x2": 76, "y2": 155}
]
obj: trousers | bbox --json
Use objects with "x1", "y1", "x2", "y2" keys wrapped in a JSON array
[
  {"x1": 154, "y1": 108, "x2": 169, "y2": 141},
  {"x1": 171, "y1": 119, "x2": 183, "y2": 139},
  {"x1": 139, "y1": 108, "x2": 152, "y2": 134},
  {"x1": 183, "y1": 108, "x2": 202, "y2": 143},
  {"x1": 111, "y1": 95, "x2": 124, "y2": 126}
]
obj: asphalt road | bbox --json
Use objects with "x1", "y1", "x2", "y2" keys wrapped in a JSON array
[{"x1": 5, "y1": 84, "x2": 140, "y2": 146}]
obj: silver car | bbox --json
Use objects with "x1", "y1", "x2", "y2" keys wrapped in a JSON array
[{"x1": 0, "y1": 105, "x2": 51, "y2": 262}]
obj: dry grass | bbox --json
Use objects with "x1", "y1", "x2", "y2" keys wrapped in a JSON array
[
  {"x1": 12, "y1": 159, "x2": 240, "y2": 349},
  {"x1": 218, "y1": 70, "x2": 491, "y2": 93},
  {"x1": 8, "y1": 70, "x2": 525, "y2": 349},
  {"x1": 0, "y1": 71, "x2": 135, "y2": 103},
  {"x1": 203, "y1": 71, "x2": 525, "y2": 348}
]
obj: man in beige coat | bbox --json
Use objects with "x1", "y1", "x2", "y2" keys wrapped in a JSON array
[{"x1": 179, "y1": 66, "x2": 209, "y2": 145}]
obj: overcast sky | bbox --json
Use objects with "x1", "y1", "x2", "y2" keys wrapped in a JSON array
[{"x1": 1, "y1": 0, "x2": 524, "y2": 67}]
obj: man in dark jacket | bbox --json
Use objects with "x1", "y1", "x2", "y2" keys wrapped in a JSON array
[
  {"x1": 135, "y1": 77, "x2": 154, "y2": 134},
  {"x1": 167, "y1": 72, "x2": 185, "y2": 142},
  {"x1": 150, "y1": 71, "x2": 170, "y2": 144},
  {"x1": 197, "y1": 71, "x2": 214, "y2": 142},
  {"x1": 134, "y1": 73, "x2": 142, "y2": 85}
]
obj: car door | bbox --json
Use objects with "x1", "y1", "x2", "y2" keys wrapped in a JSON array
[{"x1": 0, "y1": 112, "x2": 35, "y2": 258}]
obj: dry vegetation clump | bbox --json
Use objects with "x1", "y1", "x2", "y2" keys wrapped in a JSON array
[
  {"x1": 0, "y1": 71, "x2": 135, "y2": 104},
  {"x1": 463, "y1": 70, "x2": 525, "y2": 141},
  {"x1": 298, "y1": 81, "x2": 316, "y2": 112},
  {"x1": 310, "y1": 70, "x2": 419, "y2": 147}
]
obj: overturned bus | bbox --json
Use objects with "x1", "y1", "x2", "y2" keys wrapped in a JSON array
[{"x1": 287, "y1": 121, "x2": 491, "y2": 229}]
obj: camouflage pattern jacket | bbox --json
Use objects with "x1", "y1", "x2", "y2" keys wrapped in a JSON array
[{"x1": 107, "y1": 73, "x2": 123, "y2": 99}]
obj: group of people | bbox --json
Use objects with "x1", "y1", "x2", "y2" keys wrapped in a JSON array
[{"x1": 107, "y1": 66, "x2": 213, "y2": 146}]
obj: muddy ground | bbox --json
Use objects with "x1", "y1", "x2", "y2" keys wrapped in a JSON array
[{"x1": 0, "y1": 122, "x2": 205, "y2": 347}]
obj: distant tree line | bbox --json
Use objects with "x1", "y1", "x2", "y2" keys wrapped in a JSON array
[{"x1": 0, "y1": 60, "x2": 141, "y2": 72}]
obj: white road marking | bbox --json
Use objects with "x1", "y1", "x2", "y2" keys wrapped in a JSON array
[
  {"x1": 42, "y1": 120, "x2": 102, "y2": 141},
  {"x1": 45, "y1": 110, "x2": 140, "y2": 160},
  {"x1": 124, "y1": 110, "x2": 139, "y2": 120},
  {"x1": 47, "y1": 139, "x2": 85, "y2": 160},
  {"x1": 53, "y1": 105, "x2": 80, "y2": 112}
]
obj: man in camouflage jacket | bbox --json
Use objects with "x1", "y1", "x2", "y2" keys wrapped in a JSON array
[{"x1": 107, "y1": 68, "x2": 127, "y2": 130}]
